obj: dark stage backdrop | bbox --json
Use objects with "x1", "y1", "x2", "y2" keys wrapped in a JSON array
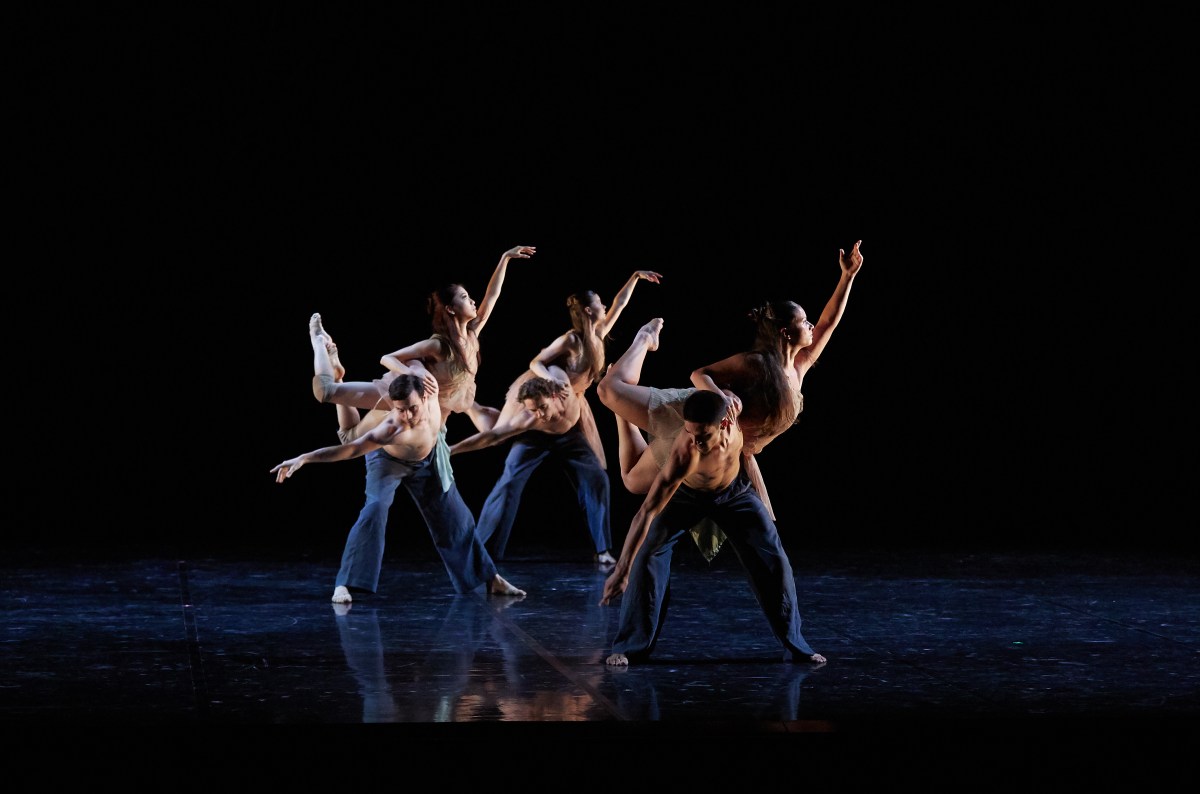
[
  {"x1": 89, "y1": 214, "x2": 1171, "y2": 562},
  {"x1": 16, "y1": 11, "x2": 1186, "y2": 561}
]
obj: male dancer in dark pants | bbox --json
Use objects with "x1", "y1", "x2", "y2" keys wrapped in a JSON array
[
  {"x1": 600, "y1": 389, "x2": 825, "y2": 666},
  {"x1": 450, "y1": 365, "x2": 612, "y2": 563},
  {"x1": 271, "y1": 373, "x2": 525, "y2": 604}
]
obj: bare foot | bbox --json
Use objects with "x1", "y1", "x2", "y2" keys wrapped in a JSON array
[
  {"x1": 332, "y1": 585, "x2": 352, "y2": 604},
  {"x1": 605, "y1": 653, "x2": 629, "y2": 666},
  {"x1": 595, "y1": 551, "x2": 617, "y2": 565},
  {"x1": 310, "y1": 312, "x2": 326, "y2": 341},
  {"x1": 638, "y1": 317, "x2": 664, "y2": 351},
  {"x1": 326, "y1": 340, "x2": 346, "y2": 382},
  {"x1": 489, "y1": 574, "x2": 526, "y2": 597},
  {"x1": 809, "y1": 653, "x2": 827, "y2": 664}
]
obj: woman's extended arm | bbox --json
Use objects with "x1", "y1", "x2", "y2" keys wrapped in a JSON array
[
  {"x1": 472, "y1": 245, "x2": 536, "y2": 335},
  {"x1": 595, "y1": 270, "x2": 662, "y2": 338},
  {"x1": 802, "y1": 240, "x2": 863, "y2": 367}
]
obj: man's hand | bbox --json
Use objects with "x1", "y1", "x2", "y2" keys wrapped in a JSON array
[
  {"x1": 599, "y1": 567, "x2": 628, "y2": 606},
  {"x1": 270, "y1": 456, "x2": 306, "y2": 483}
]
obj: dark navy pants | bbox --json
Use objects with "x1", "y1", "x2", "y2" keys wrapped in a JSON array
[
  {"x1": 475, "y1": 425, "x2": 612, "y2": 559},
  {"x1": 337, "y1": 447, "x2": 497, "y2": 594},
  {"x1": 610, "y1": 471, "x2": 817, "y2": 661}
]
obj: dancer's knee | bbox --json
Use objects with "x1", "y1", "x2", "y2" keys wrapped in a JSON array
[
  {"x1": 313, "y1": 374, "x2": 336, "y2": 403},
  {"x1": 596, "y1": 375, "x2": 616, "y2": 407},
  {"x1": 621, "y1": 472, "x2": 652, "y2": 494},
  {"x1": 623, "y1": 467, "x2": 655, "y2": 493}
]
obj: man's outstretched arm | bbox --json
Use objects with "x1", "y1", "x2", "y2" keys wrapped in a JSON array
[
  {"x1": 600, "y1": 448, "x2": 691, "y2": 605},
  {"x1": 271, "y1": 433, "x2": 384, "y2": 482},
  {"x1": 449, "y1": 413, "x2": 533, "y2": 456}
]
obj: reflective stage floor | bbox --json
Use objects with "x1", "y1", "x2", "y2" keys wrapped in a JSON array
[{"x1": 4, "y1": 544, "x2": 1197, "y2": 779}]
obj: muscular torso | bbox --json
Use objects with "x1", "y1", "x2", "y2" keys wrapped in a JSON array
[
  {"x1": 371, "y1": 404, "x2": 442, "y2": 461},
  {"x1": 678, "y1": 421, "x2": 744, "y2": 492}
]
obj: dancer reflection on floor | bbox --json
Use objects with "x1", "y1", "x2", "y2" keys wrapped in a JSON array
[{"x1": 332, "y1": 595, "x2": 524, "y2": 723}]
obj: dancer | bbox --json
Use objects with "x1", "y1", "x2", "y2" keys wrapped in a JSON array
[
  {"x1": 463, "y1": 270, "x2": 662, "y2": 563},
  {"x1": 310, "y1": 244, "x2": 537, "y2": 439},
  {"x1": 493, "y1": 270, "x2": 663, "y2": 470},
  {"x1": 599, "y1": 389, "x2": 826, "y2": 667},
  {"x1": 311, "y1": 329, "x2": 389, "y2": 444},
  {"x1": 450, "y1": 368, "x2": 615, "y2": 563},
  {"x1": 302, "y1": 245, "x2": 535, "y2": 600},
  {"x1": 597, "y1": 240, "x2": 863, "y2": 556},
  {"x1": 272, "y1": 373, "x2": 526, "y2": 604}
]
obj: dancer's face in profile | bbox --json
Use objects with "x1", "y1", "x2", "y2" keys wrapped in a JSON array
[
  {"x1": 782, "y1": 303, "x2": 814, "y2": 346},
  {"x1": 448, "y1": 287, "x2": 478, "y2": 320},
  {"x1": 587, "y1": 293, "x2": 607, "y2": 322}
]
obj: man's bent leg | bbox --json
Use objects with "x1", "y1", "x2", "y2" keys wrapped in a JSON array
[
  {"x1": 716, "y1": 492, "x2": 821, "y2": 661},
  {"x1": 406, "y1": 452, "x2": 498, "y2": 594},
  {"x1": 558, "y1": 430, "x2": 613, "y2": 556},
  {"x1": 609, "y1": 513, "x2": 692, "y2": 662}
]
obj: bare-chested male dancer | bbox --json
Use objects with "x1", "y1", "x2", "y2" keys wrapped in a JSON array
[
  {"x1": 272, "y1": 373, "x2": 525, "y2": 603},
  {"x1": 450, "y1": 365, "x2": 614, "y2": 563},
  {"x1": 600, "y1": 386, "x2": 825, "y2": 666}
]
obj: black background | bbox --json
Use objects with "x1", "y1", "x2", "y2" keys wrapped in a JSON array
[{"x1": 14, "y1": 9, "x2": 1189, "y2": 561}]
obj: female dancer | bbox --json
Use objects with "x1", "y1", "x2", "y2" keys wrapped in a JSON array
[
  {"x1": 462, "y1": 269, "x2": 663, "y2": 563},
  {"x1": 596, "y1": 241, "x2": 863, "y2": 557},
  {"x1": 309, "y1": 244, "x2": 536, "y2": 439},
  {"x1": 303, "y1": 244, "x2": 534, "y2": 602},
  {"x1": 494, "y1": 269, "x2": 663, "y2": 467}
]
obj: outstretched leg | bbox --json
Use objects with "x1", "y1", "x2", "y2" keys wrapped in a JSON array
[
  {"x1": 616, "y1": 414, "x2": 661, "y2": 494},
  {"x1": 310, "y1": 315, "x2": 388, "y2": 441},
  {"x1": 597, "y1": 318, "x2": 665, "y2": 493},
  {"x1": 312, "y1": 316, "x2": 347, "y2": 381},
  {"x1": 311, "y1": 312, "x2": 339, "y2": 381},
  {"x1": 309, "y1": 313, "x2": 389, "y2": 409},
  {"x1": 596, "y1": 317, "x2": 663, "y2": 431},
  {"x1": 323, "y1": 337, "x2": 367, "y2": 436}
]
